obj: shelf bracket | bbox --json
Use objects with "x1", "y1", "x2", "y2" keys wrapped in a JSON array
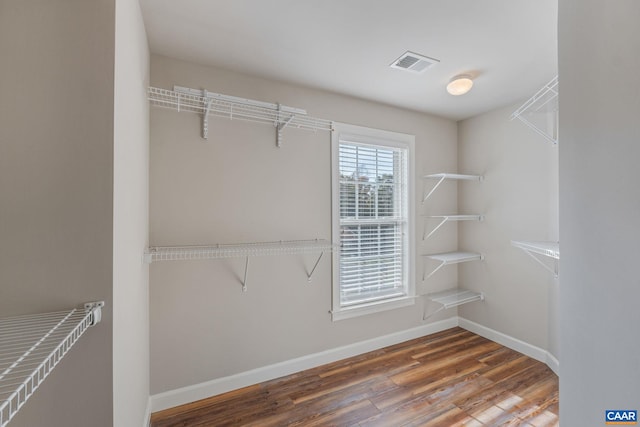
[
  {"x1": 202, "y1": 90, "x2": 212, "y2": 140},
  {"x1": 241, "y1": 257, "x2": 249, "y2": 292},
  {"x1": 275, "y1": 103, "x2": 295, "y2": 148},
  {"x1": 521, "y1": 250, "x2": 558, "y2": 278},
  {"x1": 423, "y1": 304, "x2": 445, "y2": 321},
  {"x1": 422, "y1": 175, "x2": 446, "y2": 204},
  {"x1": 83, "y1": 301, "x2": 105, "y2": 326},
  {"x1": 423, "y1": 261, "x2": 446, "y2": 282},
  {"x1": 307, "y1": 251, "x2": 324, "y2": 282},
  {"x1": 423, "y1": 217, "x2": 448, "y2": 240}
]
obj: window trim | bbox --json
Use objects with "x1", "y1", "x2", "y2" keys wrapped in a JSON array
[{"x1": 331, "y1": 122, "x2": 415, "y2": 321}]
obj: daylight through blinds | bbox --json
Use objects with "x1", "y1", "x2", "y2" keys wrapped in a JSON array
[{"x1": 338, "y1": 141, "x2": 408, "y2": 306}]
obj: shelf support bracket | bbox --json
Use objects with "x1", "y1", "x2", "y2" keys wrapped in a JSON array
[
  {"x1": 202, "y1": 90, "x2": 212, "y2": 140},
  {"x1": 307, "y1": 251, "x2": 324, "y2": 282},
  {"x1": 522, "y1": 250, "x2": 558, "y2": 278},
  {"x1": 276, "y1": 103, "x2": 295, "y2": 148},
  {"x1": 423, "y1": 261, "x2": 446, "y2": 282},
  {"x1": 83, "y1": 301, "x2": 105, "y2": 326},
  {"x1": 241, "y1": 257, "x2": 249, "y2": 292},
  {"x1": 423, "y1": 304, "x2": 445, "y2": 321},
  {"x1": 423, "y1": 217, "x2": 449, "y2": 240},
  {"x1": 422, "y1": 175, "x2": 446, "y2": 204}
]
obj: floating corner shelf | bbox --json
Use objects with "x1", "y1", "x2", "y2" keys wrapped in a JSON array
[
  {"x1": 422, "y1": 214, "x2": 484, "y2": 240},
  {"x1": 511, "y1": 240, "x2": 559, "y2": 277},
  {"x1": 0, "y1": 302, "x2": 104, "y2": 427},
  {"x1": 421, "y1": 173, "x2": 483, "y2": 203},
  {"x1": 511, "y1": 75, "x2": 558, "y2": 145},
  {"x1": 421, "y1": 251, "x2": 483, "y2": 281}
]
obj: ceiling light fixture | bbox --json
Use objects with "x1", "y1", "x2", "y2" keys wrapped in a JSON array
[{"x1": 446, "y1": 74, "x2": 474, "y2": 96}]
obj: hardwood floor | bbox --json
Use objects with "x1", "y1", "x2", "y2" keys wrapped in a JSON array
[{"x1": 151, "y1": 327, "x2": 559, "y2": 426}]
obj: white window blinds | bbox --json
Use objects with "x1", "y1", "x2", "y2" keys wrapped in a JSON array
[{"x1": 337, "y1": 140, "x2": 409, "y2": 307}]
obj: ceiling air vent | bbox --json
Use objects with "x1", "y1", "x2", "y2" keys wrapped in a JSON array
[{"x1": 390, "y1": 51, "x2": 439, "y2": 73}]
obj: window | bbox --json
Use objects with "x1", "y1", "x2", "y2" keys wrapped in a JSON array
[{"x1": 331, "y1": 123, "x2": 415, "y2": 320}]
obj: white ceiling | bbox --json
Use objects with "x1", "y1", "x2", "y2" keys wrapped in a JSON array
[{"x1": 140, "y1": 0, "x2": 557, "y2": 121}]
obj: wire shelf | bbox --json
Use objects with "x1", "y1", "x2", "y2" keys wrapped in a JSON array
[
  {"x1": 423, "y1": 173, "x2": 483, "y2": 181},
  {"x1": 148, "y1": 86, "x2": 333, "y2": 144},
  {"x1": 421, "y1": 173, "x2": 483, "y2": 203},
  {"x1": 421, "y1": 251, "x2": 483, "y2": 281},
  {"x1": 511, "y1": 240, "x2": 559, "y2": 277},
  {"x1": 145, "y1": 240, "x2": 336, "y2": 291},
  {"x1": 0, "y1": 302, "x2": 103, "y2": 427},
  {"x1": 144, "y1": 239, "x2": 336, "y2": 263},
  {"x1": 422, "y1": 214, "x2": 484, "y2": 240},
  {"x1": 422, "y1": 288, "x2": 484, "y2": 320},
  {"x1": 428, "y1": 288, "x2": 484, "y2": 310},
  {"x1": 511, "y1": 76, "x2": 559, "y2": 144},
  {"x1": 511, "y1": 240, "x2": 559, "y2": 259}
]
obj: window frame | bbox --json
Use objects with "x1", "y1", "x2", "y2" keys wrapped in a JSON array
[{"x1": 331, "y1": 122, "x2": 415, "y2": 321}]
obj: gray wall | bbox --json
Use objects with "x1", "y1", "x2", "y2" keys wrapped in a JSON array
[
  {"x1": 458, "y1": 103, "x2": 559, "y2": 356},
  {"x1": 0, "y1": 1, "x2": 115, "y2": 426},
  {"x1": 559, "y1": 0, "x2": 640, "y2": 424},
  {"x1": 149, "y1": 54, "x2": 458, "y2": 394},
  {"x1": 113, "y1": 0, "x2": 150, "y2": 425}
]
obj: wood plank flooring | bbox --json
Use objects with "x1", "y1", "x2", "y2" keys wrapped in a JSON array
[{"x1": 151, "y1": 327, "x2": 558, "y2": 426}]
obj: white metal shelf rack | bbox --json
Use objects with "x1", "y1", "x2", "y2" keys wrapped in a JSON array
[
  {"x1": 422, "y1": 173, "x2": 483, "y2": 204},
  {"x1": 422, "y1": 214, "x2": 484, "y2": 240},
  {"x1": 148, "y1": 86, "x2": 333, "y2": 146},
  {"x1": 422, "y1": 251, "x2": 484, "y2": 281},
  {"x1": 144, "y1": 239, "x2": 335, "y2": 291},
  {"x1": 511, "y1": 76, "x2": 559, "y2": 144},
  {"x1": 512, "y1": 240, "x2": 559, "y2": 277},
  {"x1": 420, "y1": 171, "x2": 485, "y2": 319},
  {"x1": 0, "y1": 302, "x2": 104, "y2": 427},
  {"x1": 423, "y1": 288, "x2": 484, "y2": 320}
]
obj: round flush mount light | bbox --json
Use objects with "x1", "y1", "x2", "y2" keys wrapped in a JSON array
[{"x1": 446, "y1": 74, "x2": 474, "y2": 96}]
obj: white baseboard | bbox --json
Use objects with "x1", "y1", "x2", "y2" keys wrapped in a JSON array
[
  {"x1": 546, "y1": 352, "x2": 560, "y2": 376},
  {"x1": 150, "y1": 317, "x2": 458, "y2": 412},
  {"x1": 458, "y1": 317, "x2": 547, "y2": 362},
  {"x1": 458, "y1": 317, "x2": 560, "y2": 376},
  {"x1": 143, "y1": 396, "x2": 152, "y2": 427},
  {"x1": 150, "y1": 316, "x2": 560, "y2": 413}
]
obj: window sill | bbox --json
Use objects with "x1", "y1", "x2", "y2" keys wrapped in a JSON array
[{"x1": 331, "y1": 296, "x2": 415, "y2": 321}]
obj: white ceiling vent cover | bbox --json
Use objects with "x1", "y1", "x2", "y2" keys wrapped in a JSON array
[{"x1": 390, "y1": 51, "x2": 440, "y2": 73}]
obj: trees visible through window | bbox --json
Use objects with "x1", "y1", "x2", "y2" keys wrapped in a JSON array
[{"x1": 331, "y1": 124, "x2": 414, "y2": 319}]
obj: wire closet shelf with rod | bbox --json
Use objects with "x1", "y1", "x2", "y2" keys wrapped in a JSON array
[
  {"x1": 144, "y1": 239, "x2": 337, "y2": 292},
  {"x1": 510, "y1": 76, "x2": 560, "y2": 277},
  {"x1": 147, "y1": 85, "x2": 333, "y2": 146},
  {"x1": 0, "y1": 302, "x2": 104, "y2": 427}
]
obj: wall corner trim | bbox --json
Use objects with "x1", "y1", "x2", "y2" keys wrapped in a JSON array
[{"x1": 150, "y1": 317, "x2": 458, "y2": 412}]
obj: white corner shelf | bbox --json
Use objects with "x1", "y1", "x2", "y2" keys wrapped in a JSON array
[
  {"x1": 422, "y1": 173, "x2": 483, "y2": 203},
  {"x1": 511, "y1": 240, "x2": 559, "y2": 277},
  {"x1": 148, "y1": 86, "x2": 333, "y2": 146},
  {"x1": 422, "y1": 288, "x2": 484, "y2": 320},
  {"x1": 511, "y1": 76, "x2": 558, "y2": 144},
  {"x1": 422, "y1": 251, "x2": 483, "y2": 281},
  {"x1": 144, "y1": 239, "x2": 336, "y2": 291},
  {"x1": 0, "y1": 302, "x2": 104, "y2": 427},
  {"x1": 422, "y1": 214, "x2": 484, "y2": 240}
]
